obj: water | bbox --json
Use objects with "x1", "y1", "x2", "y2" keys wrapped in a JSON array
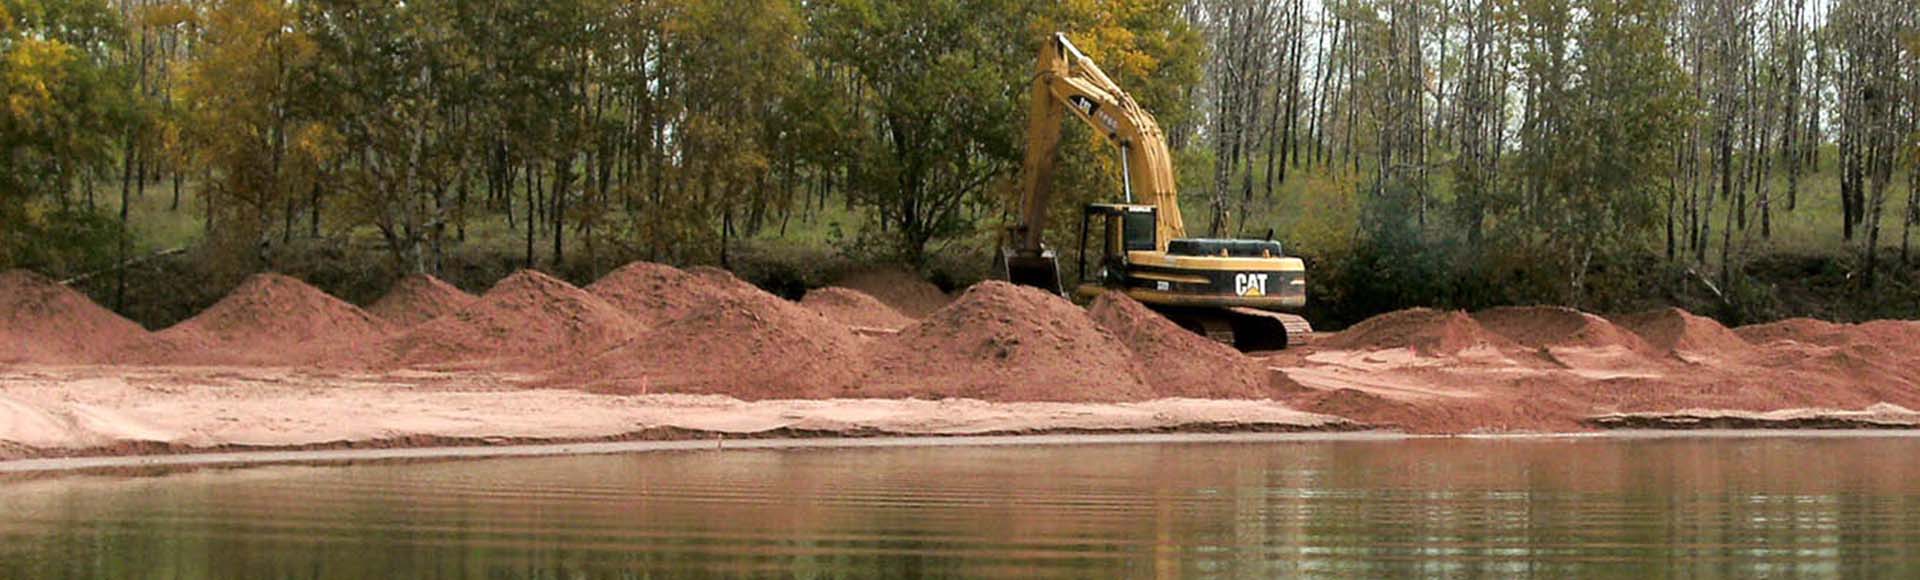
[{"x1": 4, "y1": 436, "x2": 1920, "y2": 578}]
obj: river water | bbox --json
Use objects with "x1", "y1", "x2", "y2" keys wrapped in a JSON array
[{"x1": 3, "y1": 435, "x2": 1919, "y2": 578}]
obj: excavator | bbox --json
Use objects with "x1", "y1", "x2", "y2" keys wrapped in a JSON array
[{"x1": 998, "y1": 33, "x2": 1311, "y2": 350}]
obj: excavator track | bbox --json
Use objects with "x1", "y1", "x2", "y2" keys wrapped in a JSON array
[
  {"x1": 1224, "y1": 307, "x2": 1313, "y2": 352},
  {"x1": 1158, "y1": 307, "x2": 1313, "y2": 352}
]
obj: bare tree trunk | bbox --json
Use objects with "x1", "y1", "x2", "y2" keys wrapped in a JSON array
[{"x1": 552, "y1": 155, "x2": 569, "y2": 267}]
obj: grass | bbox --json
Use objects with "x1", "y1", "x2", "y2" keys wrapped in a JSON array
[{"x1": 81, "y1": 179, "x2": 209, "y2": 255}]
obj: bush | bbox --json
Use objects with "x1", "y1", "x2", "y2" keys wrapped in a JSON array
[{"x1": 2, "y1": 208, "x2": 127, "y2": 277}]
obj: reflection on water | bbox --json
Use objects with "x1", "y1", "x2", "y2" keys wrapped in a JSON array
[{"x1": 4, "y1": 437, "x2": 1920, "y2": 578}]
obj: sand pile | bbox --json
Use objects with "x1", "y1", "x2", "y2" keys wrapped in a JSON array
[
  {"x1": 1614, "y1": 308, "x2": 1752, "y2": 356},
  {"x1": 1473, "y1": 306, "x2": 1652, "y2": 352},
  {"x1": 1088, "y1": 292, "x2": 1271, "y2": 399},
  {"x1": 1318, "y1": 308, "x2": 1511, "y2": 356},
  {"x1": 1734, "y1": 318, "x2": 1920, "y2": 356},
  {"x1": 125, "y1": 273, "x2": 389, "y2": 365},
  {"x1": 857, "y1": 282, "x2": 1151, "y2": 402},
  {"x1": 0, "y1": 270, "x2": 149, "y2": 364},
  {"x1": 1734, "y1": 318, "x2": 1851, "y2": 346},
  {"x1": 1842, "y1": 320, "x2": 1920, "y2": 353},
  {"x1": 385, "y1": 270, "x2": 636, "y2": 369},
  {"x1": 802, "y1": 287, "x2": 917, "y2": 330},
  {"x1": 688, "y1": 266, "x2": 761, "y2": 291},
  {"x1": 587, "y1": 262, "x2": 751, "y2": 327},
  {"x1": 569, "y1": 290, "x2": 865, "y2": 400},
  {"x1": 835, "y1": 268, "x2": 950, "y2": 318},
  {"x1": 366, "y1": 274, "x2": 474, "y2": 328}
]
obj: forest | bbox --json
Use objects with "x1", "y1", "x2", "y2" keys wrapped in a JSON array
[{"x1": 2, "y1": 0, "x2": 1917, "y2": 328}]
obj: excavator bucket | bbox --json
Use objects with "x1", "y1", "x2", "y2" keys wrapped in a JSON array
[{"x1": 1000, "y1": 247, "x2": 1063, "y2": 296}]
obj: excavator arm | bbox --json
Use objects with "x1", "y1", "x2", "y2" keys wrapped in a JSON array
[{"x1": 1011, "y1": 33, "x2": 1187, "y2": 259}]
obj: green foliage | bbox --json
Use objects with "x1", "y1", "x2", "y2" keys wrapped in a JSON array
[
  {"x1": 1494, "y1": 0, "x2": 1691, "y2": 302},
  {"x1": 180, "y1": 0, "x2": 329, "y2": 264},
  {"x1": 1, "y1": 207, "x2": 125, "y2": 274},
  {"x1": 809, "y1": 0, "x2": 1033, "y2": 265},
  {"x1": 0, "y1": 0, "x2": 132, "y2": 269}
]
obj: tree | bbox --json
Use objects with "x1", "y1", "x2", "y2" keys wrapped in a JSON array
[
  {"x1": 181, "y1": 0, "x2": 332, "y2": 267},
  {"x1": 1504, "y1": 0, "x2": 1689, "y2": 301},
  {"x1": 812, "y1": 0, "x2": 1031, "y2": 265},
  {"x1": 0, "y1": 0, "x2": 135, "y2": 270}
]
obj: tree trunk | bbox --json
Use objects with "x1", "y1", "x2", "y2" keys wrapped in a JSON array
[
  {"x1": 551, "y1": 154, "x2": 569, "y2": 267},
  {"x1": 525, "y1": 160, "x2": 537, "y2": 269}
]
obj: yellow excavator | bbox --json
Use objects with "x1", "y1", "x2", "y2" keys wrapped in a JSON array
[{"x1": 999, "y1": 33, "x2": 1311, "y2": 350}]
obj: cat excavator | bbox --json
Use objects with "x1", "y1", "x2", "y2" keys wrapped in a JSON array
[{"x1": 998, "y1": 33, "x2": 1311, "y2": 350}]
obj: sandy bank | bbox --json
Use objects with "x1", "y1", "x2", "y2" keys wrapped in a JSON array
[{"x1": 0, "y1": 365, "x2": 1355, "y2": 462}]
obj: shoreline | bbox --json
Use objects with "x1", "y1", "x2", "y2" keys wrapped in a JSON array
[{"x1": 12, "y1": 428, "x2": 1920, "y2": 475}]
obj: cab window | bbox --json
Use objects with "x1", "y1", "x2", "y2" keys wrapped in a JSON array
[{"x1": 1123, "y1": 211, "x2": 1156, "y2": 251}]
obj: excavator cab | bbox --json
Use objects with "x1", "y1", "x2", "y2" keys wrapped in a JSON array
[{"x1": 1076, "y1": 204, "x2": 1157, "y2": 287}]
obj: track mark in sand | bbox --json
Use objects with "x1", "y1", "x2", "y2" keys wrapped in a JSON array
[
  {"x1": 62, "y1": 403, "x2": 178, "y2": 446},
  {"x1": 1277, "y1": 366, "x2": 1481, "y2": 401}
]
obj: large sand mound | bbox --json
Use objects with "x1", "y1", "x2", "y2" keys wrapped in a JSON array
[
  {"x1": 1319, "y1": 308, "x2": 1511, "y2": 356},
  {"x1": 835, "y1": 268, "x2": 950, "y2": 318},
  {"x1": 1473, "y1": 306, "x2": 1652, "y2": 351},
  {"x1": 366, "y1": 274, "x2": 474, "y2": 328},
  {"x1": 1614, "y1": 308, "x2": 1751, "y2": 355},
  {"x1": 1088, "y1": 292, "x2": 1271, "y2": 399},
  {"x1": 128, "y1": 273, "x2": 389, "y2": 365},
  {"x1": 385, "y1": 270, "x2": 635, "y2": 369},
  {"x1": 858, "y1": 281, "x2": 1151, "y2": 402},
  {"x1": 587, "y1": 262, "x2": 749, "y2": 327},
  {"x1": 802, "y1": 287, "x2": 916, "y2": 330},
  {"x1": 0, "y1": 270, "x2": 149, "y2": 364},
  {"x1": 569, "y1": 291, "x2": 865, "y2": 400}
]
